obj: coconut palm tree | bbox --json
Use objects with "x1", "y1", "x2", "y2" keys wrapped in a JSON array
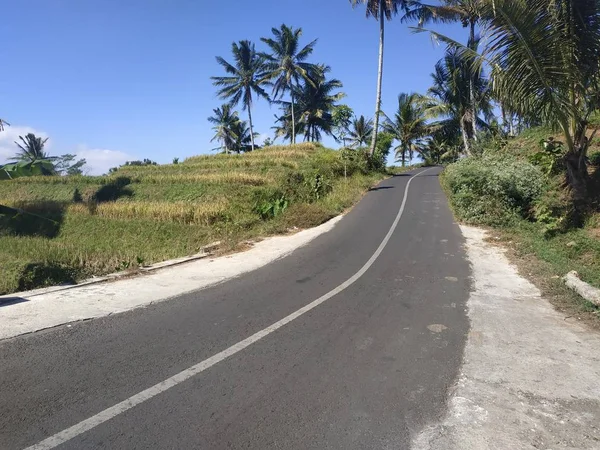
[
  {"x1": 11, "y1": 133, "x2": 54, "y2": 163},
  {"x1": 422, "y1": 47, "x2": 492, "y2": 156},
  {"x1": 382, "y1": 92, "x2": 429, "y2": 166},
  {"x1": 423, "y1": 0, "x2": 600, "y2": 211},
  {"x1": 261, "y1": 24, "x2": 318, "y2": 145},
  {"x1": 405, "y1": 0, "x2": 485, "y2": 142},
  {"x1": 347, "y1": 115, "x2": 374, "y2": 148},
  {"x1": 212, "y1": 40, "x2": 269, "y2": 152},
  {"x1": 277, "y1": 66, "x2": 344, "y2": 142},
  {"x1": 9, "y1": 133, "x2": 56, "y2": 176},
  {"x1": 230, "y1": 119, "x2": 256, "y2": 153},
  {"x1": 350, "y1": 0, "x2": 413, "y2": 156},
  {"x1": 208, "y1": 104, "x2": 242, "y2": 154}
]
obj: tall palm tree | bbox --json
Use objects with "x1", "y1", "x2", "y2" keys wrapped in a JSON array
[
  {"x1": 208, "y1": 104, "x2": 242, "y2": 154},
  {"x1": 422, "y1": 47, "x2": 492, "y2": 155},
  {"x1": 276, "y1": 66, "x2": 344, "y2": 142},
  {"x1": 348, "y1": 115, "x2": 374, "y2": 148},
  {"x1": 350, "y1": 0, "x2": 412, "y2": 156},
  {"x1": 11, "y1": 133, "x2": 54, "y2": 163},
  {"x1": 212, "y1": 40, "x2": 269, "y2": 152},
  {"x1": 405, "y1": 0, "x2": 484, "y2": 142},
  {"x1": 423, "y1": 0, "x2": 600, "y2": 211},
  {"x1": 482, "y1": 0, "x2": 600, "y2": 209},
  {"x1": 261, "y1": 24, "x2": 318, "y2": 145},
  {"x1": 383, "y1": 92, "x2": 429, "y2": 166}
]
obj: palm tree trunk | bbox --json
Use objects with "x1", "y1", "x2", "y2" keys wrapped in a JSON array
[
  {"x1": 469, "y1": 20, "x2": 478, "y2": 143},
  {"x1": 369, "y1": 0, "x2": 385, "y2": 157},
  {"x1": 461, "y1": 117, "x2": 472, "y2": 156},
  {"x1": 248, "y1": 107, "x2": 255, "y2": 151},
  {"x1": 291, "y1": 89, "x2": 296, "y2": 145}
]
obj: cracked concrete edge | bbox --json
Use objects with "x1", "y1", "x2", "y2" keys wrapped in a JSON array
[
  {"x1": 412, "y1": 225, "x2": 600, "y2": 450},
  {"x1": 0, "y1": 216, "x2": 344, "y2": 341}
]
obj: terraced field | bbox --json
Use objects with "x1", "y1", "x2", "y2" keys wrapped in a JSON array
[{"x1": 0, "y1": 144, "x2": 386, "y2": 294}]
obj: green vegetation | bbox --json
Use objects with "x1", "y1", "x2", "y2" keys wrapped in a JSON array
[
  {"x1": 442, "y1": 129, "x2": 600, "y2": 322},
  {"x1": 0, "y1": 143, "x2": 387, "y2": 294}
]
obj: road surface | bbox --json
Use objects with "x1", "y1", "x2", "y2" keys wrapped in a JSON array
[{"x1": 0, "y1": 167, "x2": 470, "y2": 449}]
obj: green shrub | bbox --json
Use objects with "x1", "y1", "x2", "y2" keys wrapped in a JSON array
[
  {"x1": 252, "y1": 188, "x2": 288, "y2": 220},
  {"x1": 18, "y1": 262, "x2": 78, "y2": 291},
  {"x1": 589, "y1": 151, "x2": 600, "y2": 167},
  {"x1": 442, "y1": 154, "x2": 545, "y2": 226}
]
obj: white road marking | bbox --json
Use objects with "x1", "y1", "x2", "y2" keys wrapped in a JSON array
[{"x1": 25, "y1": 167, "x2": 435, "y2": 450}]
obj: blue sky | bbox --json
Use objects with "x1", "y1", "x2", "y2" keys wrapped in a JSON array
[{"x1": 0, "y1": 0, "x2": 466, "y2": 174}]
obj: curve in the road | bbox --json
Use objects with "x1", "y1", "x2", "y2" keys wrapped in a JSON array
[{"x1": 26, "y1": 167, "x2": 435, "y2": 450}]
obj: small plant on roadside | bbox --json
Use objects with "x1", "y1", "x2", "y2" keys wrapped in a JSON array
[{"x1": 528, "y1": 138, "x2": 565, "y2": 176}]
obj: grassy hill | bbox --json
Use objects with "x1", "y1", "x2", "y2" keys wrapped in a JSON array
[
  {"x1": 441, "y1": 128, "x2": 600, "y2": 326},
  {"x1": 0, "y1": 143, "x2": 387, "y2": 294}
]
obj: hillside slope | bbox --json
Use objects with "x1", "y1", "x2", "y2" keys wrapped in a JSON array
[
  {"x1": 0, "y1": 144, "x2": 386, "y2": 294},
  {"x1": 441, "y1": 128, "x2": 600, "y2": 326}
]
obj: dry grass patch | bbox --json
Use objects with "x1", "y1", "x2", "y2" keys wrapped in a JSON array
[{"x1": 69, "y1": 200, "x2": 229, "y2": 224}]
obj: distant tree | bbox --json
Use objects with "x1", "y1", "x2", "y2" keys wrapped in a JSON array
[
  {"x1": 261, "y1": 24, "x2": 318, "y2": 144},
  {"x1": 172, "y1": 157, "x2": 179, "y2": 164},
  {"x1": 406, "y1": 0, "x2": 485, "y2": 143},
  {"x1": 382, "y1": 92, "x2": 429, "y2": 166},
  {"x1": 350, "y1": 0, "x2": 413, "y2": 156},
  {"x1": 11, "y1": 134, "x2": 53, "y2": 163},
  {"x1": 276, "y1": 65, "x2": 344, "y2": 142},
  {"x1": 109, "y1": 159, "x2": 157, "y2": 174},
  {"x1": 0, "y1": 118, "x2": 9, "y2": 132},
  {"x1": 212, "y1": 40, "x2": 269, "y2": 152},
  {"x1": 124, "y1": 159, "x2": 157, "y2": 166},
  {"x1": 422, "y1": 47, "x2": 492, "y2": 156},
  {"x1": 208, "y1": 104, "x2": 242, "y2": 154},
  {"x1": 332, "y1": 104, "x2": 354, "y2": 147},
  {"x1": 348, "y1": 115, "x2": 374, "y2": 148},
  {"x1": 55, "y1": 154, "x2": 87, "y2": 176},
  {"x1": 231, "y1": 119, "x2": 257, "y2": 153},
  {"x1": 262, "y1": 137, "x2": 273, "y2": 147}
]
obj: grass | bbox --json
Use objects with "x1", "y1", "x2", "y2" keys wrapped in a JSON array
[
  {"x1": 0, "y1": 143, "x2": 387, "y2": 294},
  {"x1": 441, "y1": 128, "x2": 600, "y2": 328},
  {"x1": 493, "y1": 220, "x2": 600, "y2": 328}
]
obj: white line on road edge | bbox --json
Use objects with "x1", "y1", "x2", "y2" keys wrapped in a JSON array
[{"x1": 26, "y1": 167, "x2": 435, "y2": 450}]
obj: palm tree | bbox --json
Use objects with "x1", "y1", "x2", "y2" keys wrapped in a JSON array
[
  {"x1": 0, "y1": 118, "x2": 9, "y2": 132},
  {"x1": 348, "y1": 115, "x2": 374, "y2": 148},
  {"x1": 483, "y1": 0, "x2": 600, "y2": 209},
  {"x1": 350, "y1": 0, "x2": 412, "y2": 156},
  {"x1": 11, "y1": 133, "x2": 54, "y2": 163},
  {"x1": 425, "y1": 0, "x2": 600, "y2": 212},
  {"x1": 382, "y1": 92, "x2": 429, "y2": 166},
  {"x1": 422, "y1": 47, "x2": 492, "y2": 155},
  {"x1": 212, "y1": 40, "x2": 269, "y2": 152},
  {"x1": 277, "y1": 66, "x2": 344, "y2": 142},
  {"x1": 230, "y1": 119, "x2": 256, "y2": 153},
  {"x1": 208, "y1": 104, "x2": 242, "y2": 154},
  {"x1": 406, "y1": 0, "x2": 484, "y2": 142},
  {"x1": 261, "y1": 24, "x2": 318, "y2": 145},
  {"x1": 332, "y1": 104, "x2": 354, "y2": 147}
]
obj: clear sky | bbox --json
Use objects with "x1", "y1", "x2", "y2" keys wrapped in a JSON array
[{"x1": 0, "y1": 0, "x2": 466, "y2": 174}]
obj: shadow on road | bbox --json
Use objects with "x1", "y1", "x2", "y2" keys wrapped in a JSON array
[
  {"x1": 0, "y1": 297, "x2": 29, "y2": 307},
  {"x1": 369, "y1": 186, "x2": 394, "y2": 191}
]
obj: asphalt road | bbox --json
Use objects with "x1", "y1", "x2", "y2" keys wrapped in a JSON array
[{"x1": 0, "y1": 167, "x2": 470, "y2": 450}]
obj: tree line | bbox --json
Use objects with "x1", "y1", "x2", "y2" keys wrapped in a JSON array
[{"x1": 210, "y1": 0, "x2": 600, "y2": 216}]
